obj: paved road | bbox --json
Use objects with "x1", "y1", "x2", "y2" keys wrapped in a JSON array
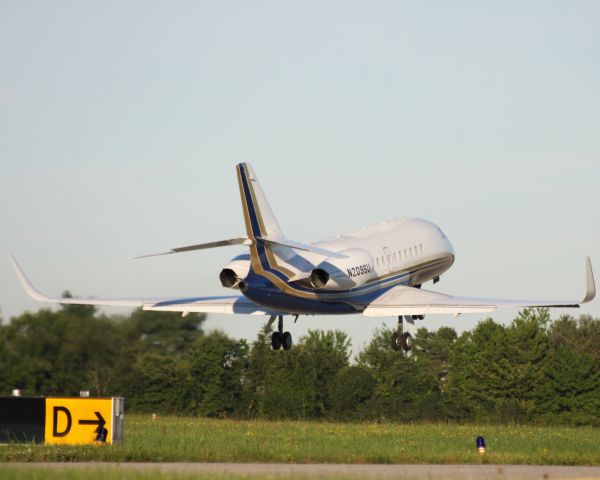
[{"x1": 7, "y1": 463, "x2": 600, "y2": 479}]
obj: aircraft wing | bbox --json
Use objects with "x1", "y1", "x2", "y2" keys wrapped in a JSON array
[
  {"x1": 9, "y1": 256, "x2": 281, "y2": 316},
  {"x1": 362, "y1": 257, "x2": 595, "y2": 317}
]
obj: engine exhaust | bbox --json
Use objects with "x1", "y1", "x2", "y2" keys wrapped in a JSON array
[
  {"x1": 219, "y1": 268, "x2": 239, "y2": 288},
  {"x1": 310, "y1": 268, "x2": 330, "y2": 289}
]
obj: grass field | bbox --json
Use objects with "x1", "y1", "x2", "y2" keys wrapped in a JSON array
[
  {"x1": 1, "y1": 415, "x2": 600, "y2": 465},
  {"x1": 0, "y1": 467, "x2": 347, "y2": 480},
  {"x1": 0, "y1": 468, "x2": 270, "y2": 480},
  {"x1": 0, "y1": 467, "x2": 387, "y2": 480}
]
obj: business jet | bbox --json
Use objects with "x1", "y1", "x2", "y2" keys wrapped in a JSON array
[{"x1": 10, "y1": 163, "x2": 596, "y2": 352}]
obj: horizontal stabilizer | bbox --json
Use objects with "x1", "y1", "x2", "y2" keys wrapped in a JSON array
[
  {"x1": 133, "y1": 237, "x2": 248, "y2": 259},
  {"x1": 257, "y1": 236, "x2": 347, "y2": 259}
]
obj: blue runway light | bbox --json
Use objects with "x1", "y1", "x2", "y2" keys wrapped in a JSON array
[{"x1": 476, "y1": 436, "x2": 486, "y2": 455}]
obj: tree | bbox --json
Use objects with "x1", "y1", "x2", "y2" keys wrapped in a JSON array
[
  {"x1": 449, "y1": 309, "x2": 551, "y2": 422},
  {"x1": 329, "y1": 366, "x2": 376, "y2": 419},
  {"x1": 2, "y1": 303, "x2": 600, "y2": 425},
  {"x1": 124, "y1": 309, "x2": 206, "y2": 356},
  {"x1": 535, "y1": 346, "x2": 600, "y2": 425},
  {"x1": 61, "y1": 290, "x2": 97, "y2": 318},
  {"x1": 300, "y1": 330, "x2": 351, "y2": 416},
  {"x1": 358, "y1": 327, "x2": 442, "y2": 421},
  {"x1": 0, "y1": 308, "x2": 126, "y2": 396},
  {"x1": 123, "y1": 351, "x2": 194, "y2": 414},
  {"x1": 248, "y1": 329, "x2": 350, "y2": 419},
  {"x1": 549, "y1": 314, "x2": 600, "y2": 360},
  {"x1": 187, "y1": 331, "x2": 249, "y2": 417},
  {"x1": 244, "y1": 323, "x2": 277, "y2": 417}
]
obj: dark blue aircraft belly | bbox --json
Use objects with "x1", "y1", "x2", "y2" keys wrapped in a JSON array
[{"x1": 242, "y1": 286, "x2": 359, "y2": 314}]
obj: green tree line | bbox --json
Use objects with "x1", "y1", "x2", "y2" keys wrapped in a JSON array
[{"x1": 1, "y1": 301, "x2": 599, "y2": 425}]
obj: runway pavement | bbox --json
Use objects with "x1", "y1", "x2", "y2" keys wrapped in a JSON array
[{"x1": 6, "y1": 462, "x2": 600, "y2": 479}]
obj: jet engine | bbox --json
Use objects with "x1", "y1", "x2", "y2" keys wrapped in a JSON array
[
  {"x1": 219, "y1": 254, "x2": 250, "y2": 289},
  {"x1": 309, "y1": 248, "x2": 375, "y2": 290}
]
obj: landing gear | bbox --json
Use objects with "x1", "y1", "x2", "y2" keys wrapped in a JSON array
[
  {"x1": 281, "y1": 331, "x2": 292, "y2": 350},
  {"x1": 270, "y1": 315, "x2": 293, "y2": 351},
  {"x1": 271, "y1": 331, "x2": 282, "y2": 350},
  {"x1": 391, "y1": 316, "x2": 413, "y2": 352}
]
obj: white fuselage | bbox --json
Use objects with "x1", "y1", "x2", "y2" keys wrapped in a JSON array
[
  {"x1": 315, "y1": 217, "x2": 455, "y2": 286},
  {"x1": 223, "y1": 217, "x2": 455, "y2": 299}
]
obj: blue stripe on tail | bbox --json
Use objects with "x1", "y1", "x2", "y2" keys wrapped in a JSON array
[{"x1": 238, "y1": 163, "x2": 263, "y2": 239}]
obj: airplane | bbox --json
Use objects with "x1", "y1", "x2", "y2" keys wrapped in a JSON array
[{"x1": 10, "y1": 163, "x2": 596, "y2": 353}]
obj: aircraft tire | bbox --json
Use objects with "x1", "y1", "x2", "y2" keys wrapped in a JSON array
[
  {"x1": 271, "y1": 331, "x2": 282, "y2": 350},
  {"x1": 282, "y1": 332, "x2": 293, "y2": 350},
  {"x1": 391, "y1": 332, "x2": 402, "y2": 351},
  {"x1": 401, "y1": 332, "x2": 413, "y2": 352}
]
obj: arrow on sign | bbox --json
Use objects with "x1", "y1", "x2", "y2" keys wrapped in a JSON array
[{"x1": 78, "y1": 411, "x2": 106, "y2": 432}]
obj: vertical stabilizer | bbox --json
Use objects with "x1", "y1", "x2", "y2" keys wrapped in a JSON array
[{"x1": 236, "y1": 163, "x2": 284, "y2": 240}]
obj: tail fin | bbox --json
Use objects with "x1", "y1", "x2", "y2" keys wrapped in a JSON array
[{"x1": 236, "y1": 163, "x2": 284, "y2": 240}]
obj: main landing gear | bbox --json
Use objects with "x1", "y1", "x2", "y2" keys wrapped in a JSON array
[
  {"x1": 270, "y1": 315, "x2": 293, "y2": 351},
  {"x1": 391, "y1": 316, "x2": 414, "y2": 352}
]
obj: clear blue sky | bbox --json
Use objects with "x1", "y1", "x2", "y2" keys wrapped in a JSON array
[{"x1": 1, "y1": 1, "x2": 599, "y2": 354}]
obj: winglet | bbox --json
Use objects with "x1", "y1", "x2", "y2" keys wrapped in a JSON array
[
  {"x1": 9, "y1": 255, "x2": 56, "y2": 303},
  {"x1": 582, "y1": 256, "x2": 596, "y2": 304}
]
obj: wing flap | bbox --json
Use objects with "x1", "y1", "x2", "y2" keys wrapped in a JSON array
[
  {"x1": 362, "y1": 285, "x2": 580, "y2": 317},
  {"x1": 145, "y1": 296, "x2": 279, "y2": 315},
  {"x1": 362, "y1": 286, "x2": 497, "y2": 316},
  {"x1": 363, "y1": 256, "x2": 594, "y2": 317}
]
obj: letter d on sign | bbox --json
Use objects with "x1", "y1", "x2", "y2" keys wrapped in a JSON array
[{"x1": 53, "y1": 406, "x2": 72, "y2": 437}]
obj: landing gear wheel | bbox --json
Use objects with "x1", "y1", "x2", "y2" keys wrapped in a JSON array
[
  {"x1": 401, "y1": 332, "x2": 413, "y2": 352},
  {"x1": 391, "y1": 332, "x2": 402, "y2": 351},
  {"x1": 282, "y1": 332, "x2": 293, "y2": 350},
  {"x1": 271, "y1": 331, "x2": 282, "y2": 350}
]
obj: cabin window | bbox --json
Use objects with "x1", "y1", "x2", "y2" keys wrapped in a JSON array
[
  {"x1": 393, "y1": 252, "x2": 397, "y2": 262},
  {"x1": 404, "y1": 248, "x2": 407, "y2": 259},
  {"x1": 409, "y1": 247, "x2": 413, "y2": 257},
  {"x1": 399, "y1": 250, "x2": 402, "y2": 260},
  {"x1": 376, "y1": 257, "x2": 379, "y2": 267}
]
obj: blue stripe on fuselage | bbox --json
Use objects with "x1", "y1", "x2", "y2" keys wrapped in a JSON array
[{"x1": 242, "y1": 269, "x2": 358, "y2": 314}]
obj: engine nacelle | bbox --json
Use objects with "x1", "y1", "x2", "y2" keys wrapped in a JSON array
[
  {"x1": 310, "y1": 248, "x2": 375, "y2": 290},
  {"x1": 219, "y1": 255, "x2": 250, "y2": 289}
]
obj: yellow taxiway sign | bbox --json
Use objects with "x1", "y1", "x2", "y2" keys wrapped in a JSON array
[{"x1": 45, "y1": 397, "x2": 113, "y2": 445}]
